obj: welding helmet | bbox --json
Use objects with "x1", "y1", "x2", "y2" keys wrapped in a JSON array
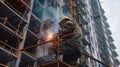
[
  {"x1": 59, "y1": 16, "x2": 72, "y2": 23},
  {"x1": 59, "y1": 16, "x2": 73, "y2": 29}
]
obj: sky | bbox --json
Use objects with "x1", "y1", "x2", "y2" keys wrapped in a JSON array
[{"x1": 100, "y1": 0, "x2": 120, "y2": 60}]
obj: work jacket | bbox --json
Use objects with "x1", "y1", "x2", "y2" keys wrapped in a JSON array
[{"x1": 49, "y1": 19, "x2": 83, "y2": 66}]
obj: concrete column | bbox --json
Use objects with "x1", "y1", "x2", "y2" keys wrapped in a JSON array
[{"x1": 15, "y1": 0, "x2": 34, "y2": 67}]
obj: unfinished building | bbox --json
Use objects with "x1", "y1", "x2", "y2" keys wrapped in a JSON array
[{"x1": 0, "y1": 0, "x2": 120, "y2": 67}]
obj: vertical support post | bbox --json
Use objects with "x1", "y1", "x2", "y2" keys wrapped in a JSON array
[
  {"x1": 57, "y1": 29, "x2": 60, "y2": 67},
  {"x1": 15, "y1": 0, "x2": 34, "y2": 67}
]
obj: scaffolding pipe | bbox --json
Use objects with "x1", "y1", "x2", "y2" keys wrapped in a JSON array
[
  {"x1": 81, "y1": 52, "x2": 109, "y2": 67},
  {"x1": 20, "y1": 33, "x2": 108, "y2": 67},
  {"x1": 20, "y1": 32, "x2": 73, "y2": 51}
]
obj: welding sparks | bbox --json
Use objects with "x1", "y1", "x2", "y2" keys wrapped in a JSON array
[{"x1": 46, "y1": 30, "x2": 54, "y2": 41}]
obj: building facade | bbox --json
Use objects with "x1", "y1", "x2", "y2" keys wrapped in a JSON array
[{"x1": 0, "y1": 0, "x2": 119, "y2": 67}]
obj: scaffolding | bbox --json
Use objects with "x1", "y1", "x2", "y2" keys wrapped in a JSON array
[{"x1": 0, "y1": 0, "x2": 120, "y2": 67}]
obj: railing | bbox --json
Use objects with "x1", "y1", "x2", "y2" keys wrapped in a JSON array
[
  {"x1": 3, "y1": 0, "x2": 30, "y2": 19},
  {"x1": 0, "y1": 21, "x2": 24, "y2": 37},
  {"x1": 0, "y1": 41, "x2": 18, "y2": 55},
  {"x1": 6, "y1": 22, "x2": 24, "y2": 36},
  {"x1": 24, "y1": 50, "x2": 36, "y2": 58}
]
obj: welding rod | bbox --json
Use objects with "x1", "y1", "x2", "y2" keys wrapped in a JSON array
[{"x1": 20, "y1": 33, "x2": 73, "y2": 51}]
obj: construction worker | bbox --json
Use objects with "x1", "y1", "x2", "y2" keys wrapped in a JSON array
[{"x1": 48, "y1": 16, "x2": 83, "y2": 66}]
